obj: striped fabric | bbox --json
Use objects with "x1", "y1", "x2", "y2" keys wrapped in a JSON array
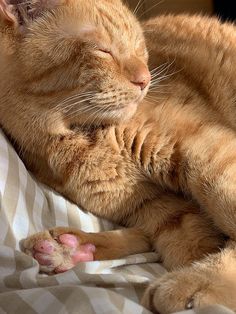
[{"x1": 0, "y1": 129, "x2": 232, "y2": 314}]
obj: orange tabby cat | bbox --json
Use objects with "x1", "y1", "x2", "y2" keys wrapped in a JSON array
[{"x1": 1, "y1": 0, "x2": 236, "y2": 312}]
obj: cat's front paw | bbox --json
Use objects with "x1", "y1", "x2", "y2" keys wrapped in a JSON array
[
  {"x1": 141, "y1": 267, "x2": 236, "y2": 314},
  {"x1": 23, "y1": 228, "x2": 96, "y2": 274}
]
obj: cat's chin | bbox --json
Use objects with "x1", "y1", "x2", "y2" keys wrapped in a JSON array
[
  {"x1": 71, "y1": 102, "x2": 139, "y2": 127},
  {"x1": 104, "y1": 102, "x2": 139, "y2": 124}
]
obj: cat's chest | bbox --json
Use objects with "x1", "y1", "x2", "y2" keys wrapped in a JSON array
[{"x1": 80, "y1": 119, "x2": 175, "y2": 186}]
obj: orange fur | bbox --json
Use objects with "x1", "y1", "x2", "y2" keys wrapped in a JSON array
[{"x1": 1, "y1": 0, "x2": 236, "y2": 312}]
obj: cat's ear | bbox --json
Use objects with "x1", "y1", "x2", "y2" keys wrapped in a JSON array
[
  {"x1": 0, "y1": 0, "x2": 17, "y2": 26},
  {"x1": 0, "y1": 0, "x2": 64, "y2": 30}
]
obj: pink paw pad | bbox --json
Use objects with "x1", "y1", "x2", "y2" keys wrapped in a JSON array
[
  {"x1": 34, "y1": 240, "x2": 54, "y2": 254},
  {"x1": 59, "y1": 234, "x2": 79, "y2": 248},
  {"x1": 59, "y1": 234, "x2": 96, "y2": 263},
  {"x1": 72, "y1": 244, "x2": 96, "y2": 263}
]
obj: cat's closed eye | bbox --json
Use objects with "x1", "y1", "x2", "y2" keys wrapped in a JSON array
[
  {"x1": 95, "y1": 48, "x2": 114, "y2": 59},
  {"x1": 99, "y1": 49, "x2": 113, "y2": 57},
  {"x1": 99, "y1": 49, "x2": 112, "y2": 55}
]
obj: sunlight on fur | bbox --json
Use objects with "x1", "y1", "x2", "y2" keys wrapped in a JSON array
[{"x1": 1, "y1": 0, "x2": 236, "y2": 313}]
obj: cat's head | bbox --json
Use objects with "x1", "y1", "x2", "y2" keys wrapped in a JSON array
[{"x1": 0, "y1": 0, "x2": 150, "y2": 128}]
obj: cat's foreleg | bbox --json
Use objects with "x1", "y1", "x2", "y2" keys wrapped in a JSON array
[
  {"x1": 179, "y1": 125, "x2": 236, "y2": 240},
  {"x1": 23, "y1": 227, "x2": 151, "y2": 274}
]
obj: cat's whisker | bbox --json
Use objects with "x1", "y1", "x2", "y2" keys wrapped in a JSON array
[
  {"x1": 150, "y1": 79, "x2": 168, "y2": 86},
  {"x1": 50, "y1": 93, "x2": 115, "y2": 125},
  {"x1": 151, "y1": 73, "x2": 167, "y2": 81},
  {"x1": 60, "y1": 91, "x2": 118, "y2": 109},
  {"x1": 133, "y1": 0, "x2": 143, "y2": 16},
  {"x1": 98, "y1": 104, "x2": 117, "y2": 124},
  {"x1": 50, "y1": 99, "x2": 92, "y2": 116},
  {"x1": 107, "y1": 108, "x2": 118, "y2": 124},
  {"x1": 150, "y1": 64, "x2": 167, "y2": 73},
  {"x1": 98, "y1": 106, "x2": 114, "y2": 125},
  {"x1": 59, "y1": 90, "x2": 95, "y2": 101},
  {"x1": 151, "y1": 74, "x2": 174, "y2": 82},
  {"x1": 78, "y1": 99, "x2": 129, "y2": 128},
  {"x1": 80, "y1": 105, "x2": 106, "y2": 129},
  {"x1": 150, "y1": 82, "x2": 172, "y2": 87},
  {"x1": 150, "y1": 70, "x2": 180, "y2": 85},
  {"x1": 48, "y1": 107, "x2": 92, "y2": 128},
  {"x1": 151, "y1": 73, "x2": 168, "y2": 82},
  {"x1": 46, "y1": 99, "x2": 100, "y2": 127},
  {"x1": 47, "y1": 104, "x2": 93, "y2": 126},
  {"x1": 52, "y1": 94, "x2": 98, "y2": 114},
  {"x1": 61, "y1": 97, "x2": 97, "y2": 113},
  {"x1": 100, "y1": 105, "x2": 113, "y2": 125},
  {"x1": 62, "y1": 99, "x2": 115, "y2": 120},
  {"x1": 61, "y1": 103, "x2": 101, "y2": 121},
  {"x1": 89, "y1": 106, "x2": 108, "y2": 127},
  {"x1": 54, "y1": 92, "x2": 96, "y2": 109},
  {"x1": 151, "y1": 72, "x2": 165, "y2": 80},
  {"x1": 151, "y1": 60, "x2": 176, "y2": 77},
  {"x1": 152, "y1": 75, "x2": 176, "y2": 85},
  {"x1": 150, "y1": 80, "x2": 166, "y2": 87},
  {"x1": 151, "y1": 66, "x2": 170, "y2": 78},
  {"x1": 154, "y1": 59, "x2": 176, "y2": 72},
  {"x1": 150, "y1": 62, "x2": 170, "y2": 74},
  {"x1": 137, "y1": 0, "x2": 164, "y2": 19},
  {"x1": 90, "y1": 107, "x2": 104, "y2": 127},
  {"x1": 151, "y1": 66, "x2": 174, "y2": 81}
]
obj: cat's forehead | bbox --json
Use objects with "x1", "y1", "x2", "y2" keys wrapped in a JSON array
[
  {"x1": 23, "y1": 0, "x2": 146, "y2": 61},
  {"x1": 66, "y1": 1, "x2": 144, "y2": 54}
]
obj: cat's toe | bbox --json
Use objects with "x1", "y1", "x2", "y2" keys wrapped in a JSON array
[
  {"x1": 142, "y1": 270, "x2": 211, "y2": 314},
  {"x1": 23, "y1": 231, "x2": 96, "y2": 274},
  {"x1": 142, "y1": 266, "x2": 236, "y2": 314},
  {"x1": 33, "y1": 239, "x2": 55, "y2": 254}
]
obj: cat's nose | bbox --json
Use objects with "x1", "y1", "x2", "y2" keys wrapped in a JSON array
[
  {"x1": 126, "y1": 58, "x2": 151, "y2": 90},
  {"x1": 131, "y1": 68, "x2": 151, "y2": 90}
]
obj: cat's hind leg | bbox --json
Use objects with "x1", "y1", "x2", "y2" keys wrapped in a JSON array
[
  {"x1": 154, "y1": 212, "x2": 225, "y2": 270},
  {"x1": 23, "y1": 227, "x2": 151, "y2": 274},
  {"x1": 141, "y1": 203, "x2": 226, "y2": 313}
]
